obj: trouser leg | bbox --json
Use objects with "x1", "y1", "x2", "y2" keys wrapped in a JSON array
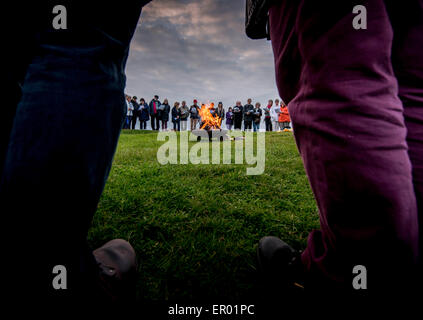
[
  {"x1": 0, "y1": 2, "x2": 145, "y2": 301},
  {"x1": 150, "y1": 115, "x2": 155, "y2": 130},
  {"x1": 269, "y1": 0, "x2": 419, "y2": 290},
  {"x1": 1, "y1": 56, "x2": 128, "y2": 300},
  {"x1": 1, "y1": 83, "x2": 21, "y2": 173},
  {"x1": 388, "y1": 0, "x2": 423, "y2": 260},
  {"x1": 131, "y1": 113, "x2": 136, "y2": 129}
]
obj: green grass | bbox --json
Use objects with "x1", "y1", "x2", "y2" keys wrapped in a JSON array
[{"x1": 87, "y1": 130, "x2": 319, "y2": 301}]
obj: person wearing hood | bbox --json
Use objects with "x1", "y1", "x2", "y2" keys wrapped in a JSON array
[
  {"x1": 131, "y1": 96, "x2": 140, "y2": 130},
  {"x1": 171, "y1": 102, "x2": 181, "y2": 131},
  {"x1": 216, "y1": 102, "x2": 225, "y2": 120}
]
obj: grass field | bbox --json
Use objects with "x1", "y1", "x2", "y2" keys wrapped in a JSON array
[{"x1": 87, "y1": 130, "x2": 319, "y2": 301}]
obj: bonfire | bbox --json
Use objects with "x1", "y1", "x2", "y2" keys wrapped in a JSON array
[{"x1": 199, "y1": 103, "x2": 222, "y2": 130}]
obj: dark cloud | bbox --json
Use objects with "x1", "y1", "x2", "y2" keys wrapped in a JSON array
[{"x1": 125, "y1": 0, "x2": 280, "y2": 107}]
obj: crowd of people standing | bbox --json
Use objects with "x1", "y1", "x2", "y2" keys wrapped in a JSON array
[{"x1": 124, "y1": 95, "x2": 291, "y2": 132}]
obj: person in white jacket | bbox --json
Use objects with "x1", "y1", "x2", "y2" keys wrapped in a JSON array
[{"x1": 271, "y1": 98, "x2": 281, "y2": 131}]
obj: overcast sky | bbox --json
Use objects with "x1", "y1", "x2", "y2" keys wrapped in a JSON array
[{"x1": 125, "y1": 0, "x2": 280, "y2": 108}]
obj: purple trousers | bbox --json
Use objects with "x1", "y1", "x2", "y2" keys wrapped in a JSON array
[{"x1": 269, "y1": 0, "x2": 423, "y2": 289}]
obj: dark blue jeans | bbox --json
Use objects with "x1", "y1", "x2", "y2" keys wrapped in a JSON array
[
  {"x1": 1, "y1": 1, "x2": 150, "y2": 302},
  {"x1": 173, "y1": 119, "x2": 181, "y2": 131}
]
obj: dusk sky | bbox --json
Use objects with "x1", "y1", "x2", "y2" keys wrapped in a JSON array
[{"x1": 125, "y1": 0, "x2": 280, "y2": 108}]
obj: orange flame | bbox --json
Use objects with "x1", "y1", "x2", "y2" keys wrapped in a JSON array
[{"x1": 199, "y1": 103, "x2": 222, "y2": 130}]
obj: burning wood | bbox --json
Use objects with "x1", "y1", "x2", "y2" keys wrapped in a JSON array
[{"x1": 199, "y1": 103, "x2": 222, "y2": 130}]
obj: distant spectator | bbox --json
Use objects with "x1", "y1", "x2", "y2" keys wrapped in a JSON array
[
  {"x1": 210, "y1": 103, "x2": 217, "y2": 117},
  {"x1": 226, "y1": 107, "x2": 234, "y2": 130},
  {"x1": 149, "y1": 95, "x2": 161, "y2": 131},
  {"x1": 171, "y1": 102, "x2": 181, "y2": 131},
  {"x1": 271, "y1": 98, "x2": 281, "y2": 131},
  {"x1": 139, "y1": 98, "x2": 149, "y2": 130},
  {"x1": 264, "y1": 100, "x2": 273, "y2": 132},
  {"x1": 160, "y1": 99, "x2": 171, "y2": 131},
  {"x1": 216, "y1": 102, "x2": 225, "y2": 120},
  {"x1": 131, "y1": 96, "x2": 140, "y2": 130},
  {"x1": 190, "y1": 100, "x2": 200, "y2": 131},
  {"x1": 253, "y1": 102, "x2": 262, "y2": 132},
  {"x1": 124, "y1": 95, "x2": 133, "y2": 129},
  {"x1": 180, "y1": 101, "x2": 190, "y2": 131},
  {"x1": 243, "y1": 98, "x2": 255, "y2": 131},
  {"x1": 278, "y1": 101, "x2": 291, "y2": 130},
  {"x1": 233, "y1": 101, "x2": 243, "y2": 130}
]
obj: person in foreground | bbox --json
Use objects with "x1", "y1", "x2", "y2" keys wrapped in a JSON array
[
  {"x1": 247, "y1": 0, "x2": 422, "y2": 295},
  {"x1": 3, "y1": 1, "x2": 152, "y2": 304}
]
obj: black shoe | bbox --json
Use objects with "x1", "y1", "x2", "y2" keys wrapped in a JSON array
[
  {"x1": 93, "y1": 239, "x2": 137, "y2": 302},
  {"x1": 257, "y1": 236, "x2": 304, "y2": 292}
]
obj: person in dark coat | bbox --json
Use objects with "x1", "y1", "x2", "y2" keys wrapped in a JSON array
[
  {"x1": 216, "y1": 102, "x2": 225, "y2": 120},
  {"x1": 243, "y1": 98, "x2": 255, "y2": 131},
  {"x1": 159, "y1": 99, "x2": 171, "y2": 130},
  {"x1": 232, "y1": 101, "x2": 243, "y2": 130},
  {"x1": 253, "y1": 102, "x2": 262, "y2": 132},
  {"x1": 149, "y1": 95, "x2": 161, "y2": 131},
  {"x1": 138, "y1": 98, "x2": 149, "y2": 130},
  {"x1": 130, "y1": 96, "x2": 140, "y2": 130},
  {"x1": 171, "y1": 102, "x2": 181, "y2": 131}
]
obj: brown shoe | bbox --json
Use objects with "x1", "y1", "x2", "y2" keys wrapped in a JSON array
[{"x1": 93, "y1": 239, "x2": 137, "y2": 303}]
